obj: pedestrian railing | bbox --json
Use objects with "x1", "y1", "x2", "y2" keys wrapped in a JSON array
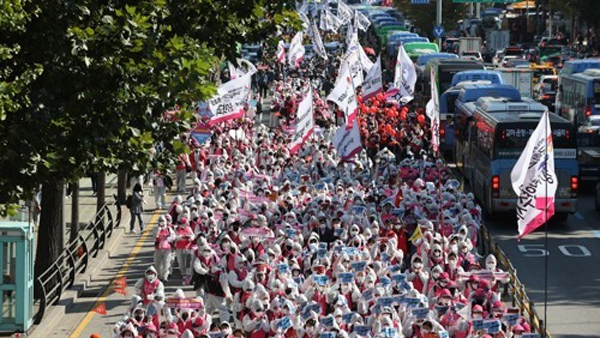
[
  {"x1": 33, "y1": 195, "x2": 122, "y2": 325},
  {"x1": 479, "y1": 225, "x2": 551, "y2": 338}
]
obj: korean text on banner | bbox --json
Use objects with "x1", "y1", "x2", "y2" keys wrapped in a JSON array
[
  {"x1": 208, "y1": 73, "x2": 252, "y2": 126},
  {"x1": 362, "y1": 55, "x2": 383, "y2": 101},
  {"x1": 288, "y1": 31, "x2": 305, "y2": 68},
  {"x1": 288, "y1": 91, "x2": 315, "y2": 154},
  {"x1": 510, "y1": 111, "x2": 557, "y2": 239},
  {"x1": 426, "y1": 67, "x2": 440, "y2": 153},
  {"x1": 333, "y1": 120, "x2": 363, "y2": 162},
  {"x1": 340, "y1": 46, "x2": 364, "y2": 88},
  {"x1": 337, "y1": 0, "x2": 353, "y2": 25},
  {"x1": 327, "y1": 62, "x2": 359, "y2": 128},
  {"x1": 277, "y1": 40, "x2": 286, "y2": 63},
  {"x1": 320, "y1": 9, "x2": 343, "y2": 33},
  {"x1": 390, "y1": 44, "x2": 416, "y2": 103},
  {"x1": 354, "y1": 10, "x2": 371, "y2": 31}
]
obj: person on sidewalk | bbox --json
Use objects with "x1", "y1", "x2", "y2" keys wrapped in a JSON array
[
  {"x1": 130, "y1": 183, "x2": 146, "y2": 233},
  {"x1": 176, "y1": 152, "x2": 192, "y2": 193},
  {"x1": 153, "y1": 216, "x2": 175, "y2": 282}
]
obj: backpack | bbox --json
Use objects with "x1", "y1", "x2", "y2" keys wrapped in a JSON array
[{"x1": 125, "y1": 194, "x2": 133, "y2": 209}]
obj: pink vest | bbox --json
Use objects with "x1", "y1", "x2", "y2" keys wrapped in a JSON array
[
  {"x1": 175, "y1": 227, "x2": 192, "y2": 249},
  {"x1": 142, "y1": 279, "x2": 160, "y2": 304},
  {"x1": 156, "y1": 228, "x2": 172, "y2": 250}
]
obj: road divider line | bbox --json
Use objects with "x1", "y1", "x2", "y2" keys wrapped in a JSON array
[{"x1": 68, "y1": 210, "x2": 160, "y2": 338}]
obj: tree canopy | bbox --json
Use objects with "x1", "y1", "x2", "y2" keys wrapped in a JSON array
[{"x1": 0, "y1": 0, "x2": 300, "y2": 215}]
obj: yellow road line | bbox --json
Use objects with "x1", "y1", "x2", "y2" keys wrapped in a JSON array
[{"x1": 68, "y1": 210, "x2": 160, "y2": 338}]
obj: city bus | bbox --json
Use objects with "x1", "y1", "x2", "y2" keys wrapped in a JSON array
[
  {"x1": 404, "y1": 42, "x2": 438, "y2": 63},
  {"x1": 458, "y1": 98, "x2": 578, "y2": 218},
  {"x1": 426, "y1": 59, "x2": 485, "y2": 96},
  {"x1": 453, "y1": 84, "x2": 521, "y2": 164},
  {"x1": 438, "y1": 72, "x2": 506, "y2": 155},
  {"x1": 555, "y1": 68, "x2": 600, "y2": 127}
]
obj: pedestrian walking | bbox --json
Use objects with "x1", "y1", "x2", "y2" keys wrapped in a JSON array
[{"x1": 129, "y1": 183, "x2": 146, "y2": 233}]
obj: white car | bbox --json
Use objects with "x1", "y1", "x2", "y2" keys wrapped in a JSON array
[
  {"x1": 460, "y1": 51, "x2": 483, "y2": 62},
  {"x1": 579, "y1": 115, "x2": 600, "y2": 134}
]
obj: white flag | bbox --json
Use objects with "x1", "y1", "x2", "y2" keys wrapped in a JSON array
[
  {"x1": 362, "y1": 55, "x2": 383, "y2": 101},
  {"x1": 333, "y1": 120, "x2": 363, "y2": 162},
  {"x1": 320, "y1": 9, "x2": 343, "y2": 32},
  {"x1": 327, "y1": 61, "x2": 359, "y2": 128},
  {"x1": 511, "y1": 111, "x2": 557, "y2": 239},
  {"x1": 277, "y1": 40, "x2": 286, "y2": 64},
  {"x1": 391, "y1": 44, "x2": 417, "y2": 103},
  {"x1": 426, "y1": 67, "x2": 440, "y2": 153},
  {"x1": 228, "y1": 59, "x2": 257, "y2": 79},
  {"x1": 208, "y1": 73, "x2": 252, "y2": 125},
  {"x1": 337, "y1": 1, "x2": 353, "y2": 25},
  {"x1": 289, "y1": 91, "x2": 315, "y2": 154},
  {"x1": 311, "y1": 21, "x2": 328, "y2": 60},
  {"x1": 288, "y1": 31, "x2": 305, "y2": 68},
  {"x1": 339, "y1": 50, "x2": 363, "y2": 89},
  {"x1": 354, "y1": 10, "x2": 371, "y2": 31},
  {"x1": 298, "y1": 11, "x2": 310, "y2": 30},
  {"x1": 346, "y1": 21, "x2": 357, "y2": 46}
]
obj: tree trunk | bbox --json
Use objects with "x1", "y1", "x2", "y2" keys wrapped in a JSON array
[
  {"x1": 69, "y1": 182, "x2": 79, "y2": 243},
  {"x1": 117, "y1": 169, "x2": 128, "y2": 205},
  {"x1": 35, "y1": 179, "x2": 65, "y2": 279},
  {"x1": 96, "y1": 171, "x2": 106, "y2": 213}
]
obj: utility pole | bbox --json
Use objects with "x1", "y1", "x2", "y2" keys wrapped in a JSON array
[{"x1": 437, "y1": 0, "x2": 442, "y2": 50}]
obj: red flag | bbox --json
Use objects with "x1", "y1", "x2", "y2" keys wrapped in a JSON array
[
  {"x1": 113, "y1": 287, "x2": 127, "y2": 296},
  {"x1": 94, "y1": 303, "x2": 107, "y2": 315},
  {"x1": 114, "y1": 276, "x2": 127, "y2": 288}
]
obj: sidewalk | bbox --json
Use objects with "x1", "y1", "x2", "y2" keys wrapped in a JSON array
[{"x1": 29, "y1": 182, "x2": 193, "y2": 338}]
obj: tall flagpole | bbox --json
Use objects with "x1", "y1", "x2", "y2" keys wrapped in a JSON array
[{"x1": 543, "y1": 110, "x2": 549, "y2": 338}]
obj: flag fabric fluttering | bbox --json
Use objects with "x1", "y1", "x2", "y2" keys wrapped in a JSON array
[
  {"x1": 320, "y1": 9, "x2": 343, "y2": 32},
  {"x1": 310, "y1": 21, "x2": 328, "y2": 60},
  {"x1": 277, "y1": 40, "x2": 286, "y2": 64},
  {"x1": 337, "y1": 0, "x2": 354, "y2": 25},
  {"x1": 288, "y1": 91, "x2": 315, "y2": 154},
  {"x1": 327, "y1": 61, "x2": 359, "y2": 128},
  {"x1": 354, "y1": 10, "x2": 371, "y2": 32},
  {"x1": 390, "y1": 44, "x2": 417, "y2": 104},
  {"x1": 510, "y1": 111, "x2": 557, "y2": 239},
  {"x1": 288, "y1": 31, "x2": 305, "y2": 68},
  {"x1": 332, "y1": 120, "x2": 363, "y2": 162},
  {"x1": 362, "y1": 55, "x2": 383, "y2": 101},
  {"x1": 208, "y1": 73, "x2": 252, "y2": 125},
  {"x1": 426, "y1": 67, "x2": 440, "y2": 153}
]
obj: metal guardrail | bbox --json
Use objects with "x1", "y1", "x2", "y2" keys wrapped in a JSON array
[
  {"x1": 479, "y1": 225, "x2": 551, "y2": 338},
  {"x1": 33, "y1": 195, "x2": 122, "y2": 325}
]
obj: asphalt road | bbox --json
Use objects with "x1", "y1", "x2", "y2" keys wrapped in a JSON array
[{"x1": 484, "y1": 186, "x2": 600, "y2": 338}]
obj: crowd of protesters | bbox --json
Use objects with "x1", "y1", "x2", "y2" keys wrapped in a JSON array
[{"x1": 111, "y1": 19, "x2": 534, "y2": 338}]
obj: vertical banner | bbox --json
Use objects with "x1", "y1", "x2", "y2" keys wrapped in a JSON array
[
  {"x1": 311, "y1": 21, "x2": 328, "y2": 60},
  {"x1": 426, "y1": 67, "x2": 440, "y2": 153},
  {"x1": 362, "y1": 55, "x2": 383, "y2": 101},
  {"x1": 277, "y1": 40, "x2": 286, "y2": 64},
  {"x1": 510, "y1": 111, "x2": 557, "y2": 239},
  {"x1": 333, "y1": 120, "x2": 363, "y2": 161},
  {"x1": 288, "y1": 91, "x2": 315, "y2": 154},
  {"x1": 390, "y1": 44, "x2": 417, "y2": 103},
  {"x1": 354, "y1": 10, "x2": 371, "y2": 32},
  {"x1": 337, "y1": 1, "x2": 354, "y2": 25},
  {"x1": 208, "y1": 73, "x2": 252, "y2": 125},
  {"x1": 288, "y1": 31, "x2": 306, "y2": 68},
  {"x1": 327, "y1": 61, "x2": 359, "y2": 128}
]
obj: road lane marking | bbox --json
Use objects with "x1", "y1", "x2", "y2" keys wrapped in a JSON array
[
  {"x1": 575, "y1": 212, "x2": 584, "y2": 220},
  {"x1": 68, "y1": 211, "x2": 160, "y2": 338}
]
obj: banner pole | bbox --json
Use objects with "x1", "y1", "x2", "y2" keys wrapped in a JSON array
[{"x1": 543, "y1": 111, "x2": 549, "y2": 338}]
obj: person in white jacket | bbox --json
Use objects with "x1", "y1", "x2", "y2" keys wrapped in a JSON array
[{"x1": 153, "y1": 216, "x2": 176, "y2": 282}]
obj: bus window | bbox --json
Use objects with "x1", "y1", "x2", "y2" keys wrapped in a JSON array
[
  {"x1": 594, "y1": 81, "x2": 600, "y2": 104},
  {"x1": 446, "y1": 94, "x2": 457, "y2": 115}
]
